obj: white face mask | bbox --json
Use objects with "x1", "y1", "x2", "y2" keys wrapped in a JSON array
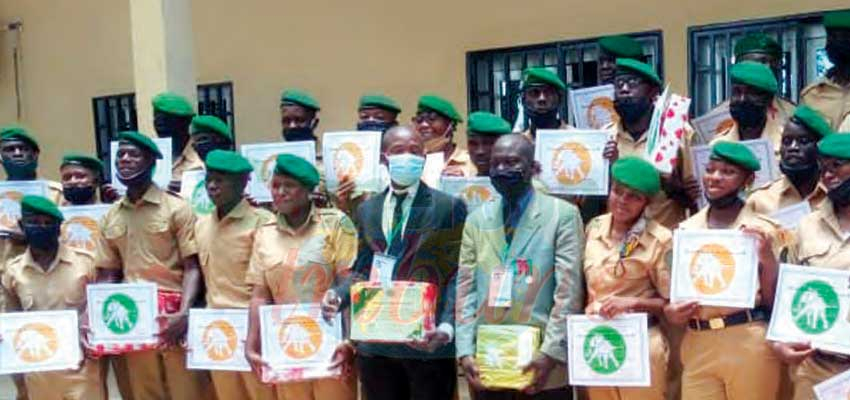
[{"x1": 387, "y1": 153, "x2": 425, "y2": 188}]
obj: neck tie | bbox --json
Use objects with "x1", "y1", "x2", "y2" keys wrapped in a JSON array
[{"x1": 388, "y1": 192, "x2": 406, "y2": 256}]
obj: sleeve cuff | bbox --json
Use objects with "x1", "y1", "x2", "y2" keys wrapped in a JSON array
[{"x1": 437, "y1": 322, "x2": 454, "y2": 342}]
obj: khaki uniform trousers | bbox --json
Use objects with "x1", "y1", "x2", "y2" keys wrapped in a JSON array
[
  {"x1": 211, "y1": 370, "x2": 276, "y2": 400},
  {"x1": 276, "y1": 375, "x2": 357, "y2": 400},
  {"x1": 791, "y1": 355, "x2": 850, "y2": 400},
  {"x1": 12, "y1": 374, "x2": 27, "y2": 400},
  {"x1": 585, "y1": 326, "x2": 669, "y2": 400},
  {"x1": 124, "y1": 348, "x2": 211, "y2": 400},
  {"x1": 26, "y1": 358, "x2": 105, "y2": 400},
  {"x1": 680, "y1": 321, "x2": 780, "y2": 400}
]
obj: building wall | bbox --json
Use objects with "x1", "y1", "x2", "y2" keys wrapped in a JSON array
[{"x1": 1, "y1": 0, "x2": 848, "y2": 180}]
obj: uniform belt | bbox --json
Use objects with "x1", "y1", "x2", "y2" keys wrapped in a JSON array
[
  {"x1": 814, "y1": 350, "x2": 850, "y2": 364},
  {"x1": 688, "y1": 307, "x2": 768, "y2": 331}
]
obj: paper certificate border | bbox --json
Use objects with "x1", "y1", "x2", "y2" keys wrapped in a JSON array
[
  {"x1": 59, "y1": 204, "x2": 112, "y2": 252},
  {"x1": 186, "y1": 308, "x2": 251, "y2": 372},
  {"x1": 241, "y1": 141, "x2": 317, "y2": 203},
  {"x1": 178, "y1": 169, "x2": 215, "y2": 216},
  {"x1": 0, "y1": 180, "x2": 49, "y2": 230},
  {"x1": 690, "y1": 138, "x2": 777, "y2": 208},
  {"x1": 0, "y1": 310, "x2": 81, "y2": 374},
  {"x1": 110, "y1": 138, "x2": 173, "y2": 193},
  {"x1": 691, "y1": 104, "x2": 732, "y2": 145},
  {"x1": 259, "y1": 303, "x2": 342, "y2": 379},
  {"x1": 767, "y1": 264, "x2": 850, "y2": 355},
  {"x1": 438, "y1": 176, "x2": 501, "y2": 211},
  {"x1": 534, "y1": 129, "x2": 610, "y2": 196},
  {"x1": 322, "y1": 131, "x2": 382, "y2": 193},
  {"x1": 566, "y1": 313, "x2": 650, "y2": 387},
  {"x1": 568, "y1": 85, "x2": 617, "y2": 130},
  {"x1": 86, "y1": 282, "x2": 158, "y2": 346},
  {"x1": 814, "y1": 367, "x2": 850, "y2": 400},
  {"x1": 670, "y1": 229, "x2": 759, "y2": 308}
]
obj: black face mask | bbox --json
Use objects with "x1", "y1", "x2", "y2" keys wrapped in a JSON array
[
  {"x1": 22, "y1": 223, "x2": 61, "y2": 250},
  {"x1": 2, "y1": 159, "x2": 37, "y2": 179},
  {"x1": 193, "y1": 142, "x2": 228, "y2": 162},
  {"x1": 729, "y1": 101, "x2": 768, "y2": 130},
  {"x1": 282, "y1": 127, "x2": 316, "y2": 142},
  {"x1": 613, "y1": 97, "x2": 653, "y2": 124},
  {"x1": 779, "y1": 161, "x2": 819, "y2": 185},
  {"x1": 826, "y1": 40, "x2": 850, "y2": 67},
  {"x1": 490, "y1": 169, "x2": 529, "y2": 198},
  {"x1": 827, "y1": 178, "x2": 850, "y2": 208},
  {"x1": 357, "y1": 120, "x2": 394, "y2": 133},
  {"x1": 63, "y1": 186, "x2": 97, "y2": 205},
  {"x1": 117, "y1": 165, "x2": 154, "y2": 188},
  {"x1": 526, "y1": 108, "x2": 559, "y2": 130},
  {"x1": 706, "y1": 190, "x2": 744, "y2": 209}
]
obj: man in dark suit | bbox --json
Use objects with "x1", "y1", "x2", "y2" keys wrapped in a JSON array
[{"x1": 323, "y1": 125, "x2": 467, "y2": 400}]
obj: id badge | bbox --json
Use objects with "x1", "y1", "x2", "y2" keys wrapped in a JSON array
[
  {"x1": 370, "y1": 253, "x2": 397, "y2": 288},
  {"x1": 488, "y1": 267, "x2": 513, "y2": 307}
]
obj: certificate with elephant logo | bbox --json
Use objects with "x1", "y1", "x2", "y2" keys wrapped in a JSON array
[
  {"x1": 566, "y1": 313, "x2": 650, "y2": 387},
  {"x1": 59, "y1": 204, "x2": 111, "y2": 252},
  {"x1": 86, "y1": 283, "x2": 158, "y2": 347},
  {"x1": 0, "y1": 310, "x2": 81, "y2": 374},
  {"x1": 187, "y1": 308, "x2": 250, "y2": 371},
  {"x1": 534, "y1": 129, "x2": 610, "y2": 196},
  {"x1": 241, "y1": 141, "x2": 316, "y2": 203},
  {"x1": 259, "y1": 303, "x2": 342, "y2": 382}
]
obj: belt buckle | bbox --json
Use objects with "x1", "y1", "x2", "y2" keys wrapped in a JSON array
[{"x1": 708, "y1": 317, "x2": 725, "y2": 330}]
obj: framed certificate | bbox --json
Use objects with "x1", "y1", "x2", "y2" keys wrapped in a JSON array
[
  {"x1": 534, "y1": 129, "x2": 610, "y2": 196},
  {"x1": 322, "y1": 131, "x2": 381, "y2": 192},
  {"x1": 0, "y1": 181, "x2": 48, "y2": 230},
  {"x1": 86, "y1": 283, "x2": 158, "y2": 347},
  {"x1": 770, "y1": 201, "x2": 812, "y2": 230},
  {"x1": 0, "y1": 310, "x2": 81, "y2": 374},
  {"x1": 438, "y1": 176, "x2": 501, "y2": 212},
  {"x1": 350, "y1": 281, "x2": 437, "y2": 343},
  {"x1": 566, "y1": 313, "x2": 650, "y2": 387},
  {"x1": 59, "y1": 204, "x2": 112, "y2": 252},
  {"x1": 179, "y1": 169, "x2": 215, "y2": 215},
  {"x1": 241, "y1": 141, "x2": 316, "y2": 203},
  {"x1": 568, "y1": 84, "x2": 618, "y2": 130},
  {"x1": 110, "y1": 137, "x2": 172, "y2": 194},
  {"x1": 690, "y1": 138, "x2": 777, "y2": 208},
  {"x1": 814, "y1": 368, "x2": 850, "y2": 400},
  {"x1": 259, "y1": 303, "x2": 341, "y2": 382},
  {"x1": 670, "y1": 229, "x2": 759, "y2": 308},
  {"x1": 692, "y1": 104, "x2": 734, "y2": 145},
  {"x1": 187, "y1": 308, "x2": 250, "y2": 371},
  {"x1": 767, "y1": 264, "x2": 850, "y2": 355},
  {"x1": 476, "y1": 325, "x2": 540, "y2": 390}
]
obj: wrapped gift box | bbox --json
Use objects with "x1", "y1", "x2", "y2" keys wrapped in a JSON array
[
  {"x1": 350, "y1": 281, "x2": 436, "y2": 343},
  {"x1": 476, "y1": 324, "x2": 541, "y2": 390}
]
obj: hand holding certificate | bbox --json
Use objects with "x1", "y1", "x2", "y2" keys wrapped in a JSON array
[
  {"x1": 350, "y1": 281, "x2": 437, "y2": 343},
  {"x1": 534, "y1": 129, "x2": 610, "y2": 195},
  {"x1": 86, "y1": 283, "x2": 158, "y2": 352},
  {"x1": 568, "y1": 85, "x2": 617, "y2": 130},
  {"x1": 259, "y1": 303, "x2": 341, "y2": 383},
  {"x1": 322, "y1": 131, "x2": 381, "y2": 193}
]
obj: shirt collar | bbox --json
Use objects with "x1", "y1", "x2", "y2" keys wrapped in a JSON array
[
  {"x1": 391, "y1": 180, "x2": 421, "y2": 198},
  {"x1": 215, "y1": 198, "x2": 252, "y2": 222},
  {"x1": 120, "y1": 184, "x2": 163, "y2": 208},
  {"x1": 616, "y1": 120, "x2": 648, "y2": 144},
  {"x1": 277, "y1": 204, "x2": 319, "y2": 235},
  {"x1": 22, "y1": 245, "x2": 71, "y2": 274}
]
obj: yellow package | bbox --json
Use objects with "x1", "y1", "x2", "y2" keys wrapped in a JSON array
[{"x1": 476, "y1": 324, "x2": 541, "y2": 390}]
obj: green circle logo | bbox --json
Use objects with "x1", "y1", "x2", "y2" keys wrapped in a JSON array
[
  {"x1": 791, "y1": 280, "x2": 839, "y2": 334},
  {"x1": 583, "y1": 325, "x2": 626, "y2": 374},
  {"x1": 102, "y1": 293, "x2": 139, "y2": 334},
  {"x1": 191, "y1": 179, "x2": 215, "y2": 215}
]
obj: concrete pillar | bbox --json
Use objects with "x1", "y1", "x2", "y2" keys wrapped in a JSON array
[{"x1": 128, "y1": 0, "x2": 196, "y2": 135}]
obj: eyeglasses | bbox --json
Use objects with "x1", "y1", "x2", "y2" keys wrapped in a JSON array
[{"x1": 413, "y1": 111, "x2": 444, "y2": 125}]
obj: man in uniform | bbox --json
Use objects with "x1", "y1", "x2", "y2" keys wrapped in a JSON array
[
  {"x1": 772, "y1": 133, "x2": 850, "y2": 399},
  {"x1": 800, "y1": 10, "x2": 850, "y2": 129},
  {"x1": 151, "y1": 92, "x2": 198, "y2": 191},
  {"x1": 189, "y1": 115, "x2": 234, "y2": 164},
  {"x1": 1, "y1": 196, "x2": 105, "y2": 400},
  {"x1": 519, "y1": 67, "x2": 570, "y2": 140},
  {"x1": 357, "y1": 93, "x2": 401, "y2": 133},
  {"x1": 0, "y1": 125, "x2": 63, "y2": 203},
  {"x1": 94, "y1": 131, "x2": 209, "y2": 399},
  {"x1": 413, "y1": 94, "x2": 475, "y2": 178},
  {"x1": 281, "y1": 88, "x2": 321, "y2": 143},
  {"x1": 456, "y1": 133, "x2": 584, "y2": 399},
  {"x1": 711, "y1": 61, "x2": 785, "y2": 156},
  {"x1": 59, "y1": 153, "x2": 119, "y2": 206},
  {"x1": 746, "y1": 105, "x2": 832, "y2": 216},
  {"x1": 603, "y1": 59, "x2": 698, "y2": 228},
  {"x1": 245, "y1": 154, "x2": 357, "y2": 400},
  {"x1": 195, "y1": 150, "x2": 276, "y2": 400},
  {"x1": 597, "y1": 34, "x2": 644, "y2": 85},
  {"x1": 467, "y1": 111, "x2": 512, "y2": 177}
]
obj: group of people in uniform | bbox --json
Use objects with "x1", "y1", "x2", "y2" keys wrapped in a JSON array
[{"x1": 1, "y1": 8, "x2": 850, "y2": 400}]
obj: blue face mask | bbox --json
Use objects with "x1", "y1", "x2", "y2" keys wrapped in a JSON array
[{"x1": 387, "y1": 154, "x2": 425, "y2": 188}]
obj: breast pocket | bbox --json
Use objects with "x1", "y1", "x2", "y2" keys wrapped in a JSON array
[
  {"x1": 144, "y1": 220, "x2": 175, "y2": 261},
  {"x1": 103, "y1": 222, "x2": 127, "y2": 242}
]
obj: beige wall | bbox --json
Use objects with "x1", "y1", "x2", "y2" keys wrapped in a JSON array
[{"x1": 1, "y1": 0, "x2": 848, "y2": 180}]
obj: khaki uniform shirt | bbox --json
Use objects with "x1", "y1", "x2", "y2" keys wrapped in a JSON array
[
  {"x1": 788, "y1": 202, "x2": 850, "y2": 269},
  {"x1": 443, "y1": 146, "x2": 476, "y2": 177},
  {"x1": 745, "y1": 176, "x2": 828, "y2": 216},
  {"x1": 171, "y1": 145, "x2": 204, "y2": 184},
  {"x1": 1, "y1": 245, "x2": 95, "y2": 312},
  {"x1": 583, "y1": 214, "x2": 672, "y2": 314},
  {"x1": 246, "y1": 206, "x2": 357, "y2": 304},
  {"x1": 195, "y1": 199, "x2": 274, "y2": 309},
  {"x1": 95, "y1": 185, "x2": 198, "y2": 291},
  {"x1": 679, "y1": 206, "x2": 782, "y2": 319},
  {"x1": 710, "y1": 114, "x2": 785, "y2": 157},
  {"x1": 800, "y1": 76, "x2": 850, "y2": 130}
]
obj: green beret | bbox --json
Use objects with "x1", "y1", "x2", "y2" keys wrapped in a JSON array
[
  {"x1": 280, "y1": 89, "x2": 320, "y2": 111},
  {"x1": 521, "y1": 67, "x2": 566, "y2": 91},
  {"x1": 818, "y1": 133, "x2": 850, "y2": 160},
  {"x1": 615, "y1": 58, "x2": 662, "y2": 86},
  {"x1": 205, "y1": 150, "x2": 252, "y2": 175},
  {"x1": 792, "y1": 105, "x2": 833, "y2": 138},
  {"x1": 0, "y1": 125, "x2": 39, "y2": 152},
  {"x1": 20, "y1": 195, "x2": 63, "y2": 222},
  {"x1": 730, "y1": 61, "x2": 778, "y2": 94},
  {"x1": 611, "y1": 156, "x2": 660, "y2": 196},
  {"x1": 824, "y1": 10, "x2": 850, "y2": 29},
  {"x1": 359, "y1": 94, "x2": 401, "y2": 113},
  {"x1": 734, "y1": 33, "x2": 782, "y2": 59},
  {"x1": 190, "y1": 115, "x2": 233, "y2": 142},
  {"x1": 151, "y1": 92, "x2": 195, "y2": 117},
  {"x1": 117, "y1": 131, "x2": 163, "y2": 160},
  {"x1": 417, "y1": 94, "x2": 463, "y2": 123},
  {"x1": 274, "y1": 154, "x2": 320, "y2": 189},
  {"x1": 468, "y1": 112, "x2": 511, "y2": 136},
  {"x1": 598, "y1": 35, "x2": 643, "y2": 59},
  {"x1": 710, "y1": 141, "x2": 761, "y2": 172},
  {"x1": 61, "y1": 152, "x2": 104, "y2": 174}
]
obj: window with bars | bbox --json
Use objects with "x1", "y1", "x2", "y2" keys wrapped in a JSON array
[
  {"x1": 92, "y1": 82, "x2": 235, "y2": 177},
  {"x1": 688, "y1": 11, "x2": 839, "y2": 117},
  {"x1": 466, "y1": 31, "x2": 663, "y2": 128}
]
